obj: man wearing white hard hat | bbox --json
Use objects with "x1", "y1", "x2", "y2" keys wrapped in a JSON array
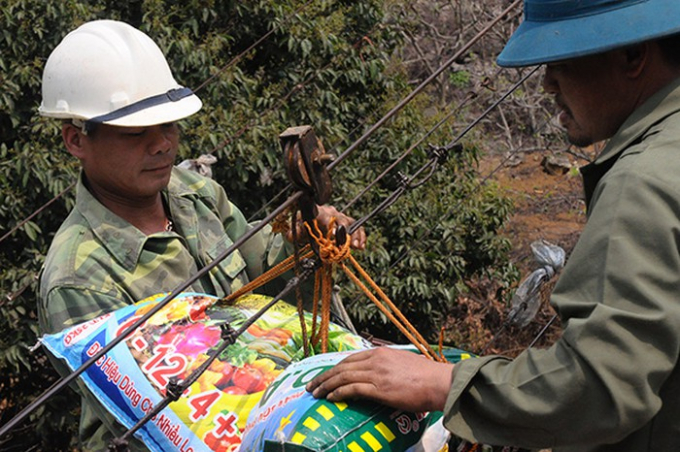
[
  {"x1": 308, "y1": 1, "x2": 680, "y2": 450},
  {"x1": 37, "y1": 20, "x2": 365, "y2": 451}
]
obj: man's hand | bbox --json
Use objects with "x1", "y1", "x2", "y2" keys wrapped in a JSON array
[
  {"x1": 286, "y1": 205, "x2": 367, "y2": 250},
  {"x1": 306, "y1": 347, "x2": 454, "y2": 412}
]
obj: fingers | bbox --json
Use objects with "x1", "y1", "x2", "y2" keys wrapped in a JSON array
[
  {"x1": 306, "y1": 350, "x2": 376, "y2": 397},
  {"x1": 306, "y1": 348, "x2": 455, "y2": 412},
  {"x1": 316, "y1": 205, "x2": 367, "y2": 250},
  {"x1": 346, "y1": 223, "x2": 366, "y2": 250},
  {"x1": 306, "y1": 354, "x2": 380, "y2": 402},
  {"x1": 322, "y1": 382, "x2": 380, "y2": 404}
]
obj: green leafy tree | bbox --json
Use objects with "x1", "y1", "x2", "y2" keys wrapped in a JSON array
[{"x1": 0, "y1": 0, "x2": 519, "y2": 449}]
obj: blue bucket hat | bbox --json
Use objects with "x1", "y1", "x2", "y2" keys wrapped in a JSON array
[{"x1": 497, "y1": 0, "x2": 680, "y2": 67}]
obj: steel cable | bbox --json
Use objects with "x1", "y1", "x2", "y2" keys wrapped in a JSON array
[{"x1": 0, "y1": 0, "x2": 525, "y2": 438}]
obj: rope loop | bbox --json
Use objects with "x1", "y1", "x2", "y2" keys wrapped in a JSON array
[{"x1": 304, "y1": 217, "x2": 351, "y2": 264}]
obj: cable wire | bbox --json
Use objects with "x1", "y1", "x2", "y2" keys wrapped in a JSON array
[{"x1": 1, "y1": 0, "x2": 525, "y2": 438}]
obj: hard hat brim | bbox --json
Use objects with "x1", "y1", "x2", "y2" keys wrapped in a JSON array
[
  {"x1": 497, "y1": 0, "x2": 680, "y2": 67},
  {"x1": 100, "y1": 93, "x2": 203, "y2": 127}
]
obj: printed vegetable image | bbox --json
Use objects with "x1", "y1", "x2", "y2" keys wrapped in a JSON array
[{"x1": 231, "y1": 366, "x2": 266, "y2": 393}]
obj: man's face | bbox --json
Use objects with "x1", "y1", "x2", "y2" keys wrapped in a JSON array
[
  {"x1": 76, "y1": 123, "x2": 180, "y2": 205},
  {"x1": 543, "y1": 51, "x2": 634, "y2": 147}
]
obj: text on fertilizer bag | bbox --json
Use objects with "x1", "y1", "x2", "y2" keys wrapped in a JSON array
[{"x1": 86, "y1": 341, "x2": 201, "y2": 452}]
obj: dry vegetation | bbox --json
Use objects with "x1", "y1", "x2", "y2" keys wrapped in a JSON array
[{"x1": 399, "y1": 1, "x2": 596, "y2": 358}]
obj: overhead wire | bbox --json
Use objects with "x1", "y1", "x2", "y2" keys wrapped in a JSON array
[
  {"x1": 1, "y1": 2, "x2": 347, "y2": 420},
  {"x1": 112, "y1": 256, "x2": 319, "y2": 448},
  {"x1": 1, "y1": 0, "x2": 528, "y2": 439},
  {"x1": 0, "y1": 1, "x2": 339, "y2": 317},
  {"x1": 0, "y1": 192, "x2": 302, "y2": 439},
  {"x1": 248, "y1": 0, "x2": 524, "y2": 229},
  {"x1": 341, "y1": 89, "x2": 478, "y2": 212},
  {"x1": 1, "y1": 0, "x2": 519, "y2": 250},
  {"x1": 97, "y1": 65, "x2": 539, "y2": 447},
  {"x1": 340, "y1": 65, "x2": 541, "y2": 244},
  {"x1": 0, "y1": 0, "x2": 375, "y2": 257},
  {"x1": 192, "y1": 0, "x2": 315, "y2": 94},
  {"x1": 327, "y1": 0, "x2": 522, "y2": 172},
  {"x1": 249, "y1": 5, "x2": 544, "y2": 360},
  {"x1": 340, "y1": 66, "x2": 542, "y2": 343},
  {"x1": 200, "y1": 26, "x2": 381, "y2": 159},
  {"x1": 0, "y1": 181, "x2": 75, "y2": 245}
]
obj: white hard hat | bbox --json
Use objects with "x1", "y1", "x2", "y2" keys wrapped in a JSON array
[{"x1": 39, "y1": 20, "x2": 202, "y2": 127}]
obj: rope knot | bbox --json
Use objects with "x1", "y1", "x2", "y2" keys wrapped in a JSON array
[{"x1": 305, "y1": 218, "x2": 351, "y2": 263}]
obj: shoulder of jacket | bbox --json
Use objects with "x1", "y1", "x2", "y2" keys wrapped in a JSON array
[
  {"x1": 170, "y1": 166, "x2": 225, "y2": 200},
  {"x1": 41, "y1": 211, "x2": 94, "y2": 292}
]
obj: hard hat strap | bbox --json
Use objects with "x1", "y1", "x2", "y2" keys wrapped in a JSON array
[{"x1": 86, "y1": 87, "x2": 194, "y2": 125}]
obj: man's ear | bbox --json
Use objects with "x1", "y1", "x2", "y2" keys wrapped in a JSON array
[
  {"x1": 62, "y1": 123, "x2": 87, "y2": 159},
  {"x1": 623, "y1": 43, "x2": 648, "y2": 78}
]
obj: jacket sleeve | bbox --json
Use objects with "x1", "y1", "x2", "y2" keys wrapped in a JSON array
[
  {"x1": 39, "y1": 286, "x2": 131, "y2": 335},
  {"x1": 443, "y1": 163, "x2": 680, "y2": 449}
]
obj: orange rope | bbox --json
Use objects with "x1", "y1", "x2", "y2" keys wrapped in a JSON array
[
  {"x1": 341, "y1": 256, "x2": 444, "y2": 362},
  {"x1": 347, "y1": 253, "x2": 444, "y2": 361},
  {"x1": 223, "y1": 246, "x2": 314, "y2": 304},
  {"x1": 207, "y1": 215, "x2": 444, "y2": 361},
  {"x1": 303, "y1": 218, "x2": 349, "y2": 353},
  {"x1": 304, "y1": 218, "x2": 445, "y2": 362}
]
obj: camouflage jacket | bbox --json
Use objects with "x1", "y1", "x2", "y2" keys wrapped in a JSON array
[{"x1": 38, "y1": 166, "x2": 288, "y2": 451}]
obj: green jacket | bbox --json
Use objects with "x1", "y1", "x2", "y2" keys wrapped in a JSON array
[
  {"x1": 39, "y1": 166, "x2": 288, "y2": 451},
  {"x1": 444, "y1": 77, "x2": 680, "y2": 451}
]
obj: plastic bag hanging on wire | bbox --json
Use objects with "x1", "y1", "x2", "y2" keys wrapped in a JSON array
[{"x1": 508, "y1": 240, "x2": 565, "y2": 327}]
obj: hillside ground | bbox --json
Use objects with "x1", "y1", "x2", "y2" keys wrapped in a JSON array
[{"x1": 445, "y1": 144, "x2": 597, "y2": 357}]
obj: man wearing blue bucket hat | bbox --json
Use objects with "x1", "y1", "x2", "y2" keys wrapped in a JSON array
[{"x1": 308, "y1": 1, "x2": 680, "y2": 450}]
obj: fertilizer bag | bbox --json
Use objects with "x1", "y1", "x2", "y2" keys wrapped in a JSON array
[
  {"x1": 239, "y1": 347, "x2": 476, "y2": 452},
  {"x1": 41, "y1": 292, "x2": 470, "y2": 451}
]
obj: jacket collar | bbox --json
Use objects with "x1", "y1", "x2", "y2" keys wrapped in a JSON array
[
  {"x1": 74, "y1": 168, "x2": 192, "y2": 271},
  {"x1": 581, "y1": 76, "x2": 680, "y2": 208}
]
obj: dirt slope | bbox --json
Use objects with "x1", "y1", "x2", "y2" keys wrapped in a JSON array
[
  {"x1": 453, "y1": 146, "x2": 596, "y2": 357},
  {"x1": 490, "y1": 150, "x2": 588, "y2": 270}
]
